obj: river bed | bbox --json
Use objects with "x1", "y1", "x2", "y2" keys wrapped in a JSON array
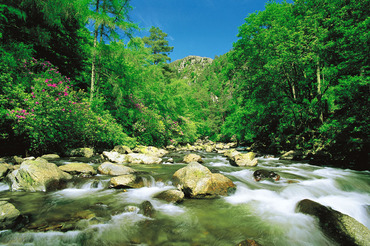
[{"x1": 0, "y1": 151, "x2": 369, "y2": 245}]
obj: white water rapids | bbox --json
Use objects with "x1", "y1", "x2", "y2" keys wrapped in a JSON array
[{"x1": 0, "y1": 153, "x2": 369, "y2": 245}]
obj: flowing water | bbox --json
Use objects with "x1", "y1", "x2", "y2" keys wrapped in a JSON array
[{"x1": 0, "y1": 152, "x2": 369, "y2": 246}]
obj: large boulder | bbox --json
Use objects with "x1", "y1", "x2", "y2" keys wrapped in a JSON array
[
  {"x1": 133, "y1": 145, "x2": 168, "y2": 157},
  {"x1": 126, "y1": 153, "x2": 162, "y2": 165},
  {"x1": 183, "y1": 153, "x2": 203, "y2": 164},
  {"x1": 172, "y1": 162, "x2": 236, "y2": 198},
  {"x1": 98, "y1": 162, "x2": 136, "y2": 176},
  {"x1": 154, "y1": 189, "x2": 185, "y2": 203},
  {"x1": 102, "y1": 151, "x2": 127, "y2": 163},
  {"x1": 6, "y1": 158, "x2": 72, "y2": 192},
  {"x1": 229, "y1": 152, "x2": 258, "y2": 167},
  {"x1": 0, "y1": 201, "x2": 21, "y2": 229},
  {"x1": 296, "y1": 199, "x2": 370, "y2": 246},
  {"x1": 109, "y1": 174, "x2": 144, "y2": 189},
  {"x1": 68, "y1": 148, "x2": 94, "y2": 158},
  {"x1": 59, "y1": 163, "x2": 97, "y2": 177}
]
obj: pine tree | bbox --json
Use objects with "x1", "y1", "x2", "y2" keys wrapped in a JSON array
[{"x1": 143, "y1": 26, "x2": 174, "y2": 64}]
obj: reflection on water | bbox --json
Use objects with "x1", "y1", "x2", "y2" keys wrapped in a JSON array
[{"x1": 0, "y1": 152, "x2": 369, "y2": 245}]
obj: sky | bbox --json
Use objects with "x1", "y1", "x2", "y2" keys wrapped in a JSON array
[{"x1": 129, "y1": 0, "x2": 287, "y2": 62}]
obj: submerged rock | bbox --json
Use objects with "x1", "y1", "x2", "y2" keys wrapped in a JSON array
[
  {"x1": 236, "y1": 239, "x2": 262, "y2": 246},
  {"x1": 59, "y1": 163, "x2": 97, "y2": 177},
  {"x1": 183, "y1": 153, "x2": 203, "y2": 164},
  {"x1": 172, "y1": 162, "x2": 236, "y2": 198},
  {"x1": 0, "y1": 201, "x2": 21, "y2": 230},
  {"x1": 98, "y1": 162, "x2": 136, "y2": 176},
  {"x1": 6, "y1": 158, "x2": 72, "y2": 192},
  {"x1": 140, "y1": 200, "x2": 156, "y2": 218},
  {"x1": 154, "y1": 189, "x2": 185, "y2": 203},
  {"x1": 296, "y1": 199, "x2": 370, "y2": 246}
]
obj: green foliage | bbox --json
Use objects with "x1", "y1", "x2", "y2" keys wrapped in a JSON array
[{"x1": 0, "y1": 56, "x2": 135, "y2": 155}]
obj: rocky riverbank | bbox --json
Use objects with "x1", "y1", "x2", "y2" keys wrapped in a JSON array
[{"x1": 0, "y1": 142, "x2": 369, "y2": 245}]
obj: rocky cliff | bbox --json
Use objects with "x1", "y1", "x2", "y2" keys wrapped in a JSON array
[{"x1": 170, "y1": 55, "x2": 213, "y2": 82}]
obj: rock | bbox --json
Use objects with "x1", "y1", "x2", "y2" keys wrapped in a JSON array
[
  {"x1": 236, "y1": 239, "x2": 262, "y2": 246},
  {"x1": 140, "y1": 200, "x2": 156, "y2": 218},
  {"x1": 296, "y1": 199, "x2": 370, "y2": 246},
  {"x1": 226, "y1": 142, "x2": 237, "y2": 148},
  {"x1": 183, "y1": 153, "x2": 203, "y2": 164},
  {"x1": 6, "y1": 158, "x2": 72, "y2": 192},
  {"x1": 154, "y1": 189, "x2": 185, "y2": 203},
  {"x1": 253, "y1": 170, "x2": 280, "y2": 182},
  {"x1": 109, "y1": 174, "x2": 144, "y2": 189},
  {"x1": 229, "y1": 152, "x2": 258, "y2": 167},
  {"x1": 124, "y1": 205, "x2": 140, "y2": 213},
  {"x1": 41, "y1": 154, "x2": 60, "y2": 160},
  {"x1": 13, "y1": 156, "x2": 24, "y2": 164},
  {"x1": 126, "y1": 153, "x2": 162, "y2": 165},
  {"x1": 0, "y1": 201, "x2": 21, "y2": 229},
  {"x1": 102, "y1": 151, "x2": 127, "y2": 163},
  {"x1": 98, "y1": 162, "x2": 136, "y2": 176},
  {"x1": 59, "y1": 163, "x2": 97, "y2": 177},
  {"x1": 0, "y1": 163, "x2": 12, "y2": 180},
  {"x1": 113, "y1": 145, "x2": 132, "y2": 154},
  {"x1": 280, "y1": 150, "x2": 304, "y2": 160},
  {"x1": 166, "y1": 145, "x2": 176, "y2": 151},
  {"x1": 215, "y1": 143, "x2": 225, "y2": 149},
  {"x1": 205, "y1": 145, "x2": 215, "y2": 153},
  {"x1": 133, "y1": 145, "x2": 168, "y2": 157},
  {"x1": 68, "y1": 148, "x2": 94, "y2": 158},
  {"x1": 172, "y1": 162, "x2": 236, "y2": 198},
  {"x1": 224, "y1": 149, "x2": 239, "y2": 159}
]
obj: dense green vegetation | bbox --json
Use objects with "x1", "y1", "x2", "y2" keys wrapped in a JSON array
[{"x1": 0, "y1": 0, "x2": 368, "y2": 169}]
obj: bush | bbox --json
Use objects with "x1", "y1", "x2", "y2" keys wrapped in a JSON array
[{"x1": 1, "y1": 57, "x2": 136, "y2": 155}]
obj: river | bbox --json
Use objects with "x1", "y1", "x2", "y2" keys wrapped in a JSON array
[{"x1": 0, "y1": 151, "x2": 369, "y2": 245}]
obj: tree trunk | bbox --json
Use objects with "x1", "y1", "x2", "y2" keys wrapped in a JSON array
[
  {"x1": 90, "y1": 0, "x2": 100, "y2": 102},
  {"x1": 316, "y1": 59, "x2": 324, "y2": 123}
]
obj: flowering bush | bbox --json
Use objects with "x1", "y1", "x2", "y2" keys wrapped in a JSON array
[{"x1": 2, "y1": 58, "x2": 135, "y2": 155}]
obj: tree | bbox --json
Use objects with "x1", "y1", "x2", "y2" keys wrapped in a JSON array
[
  {"x1": 143, "y1": 26, "x2": 174, "y2": 64},
  {"x1": 87, "y1": 0, "x2": 137, "y2": 101}
]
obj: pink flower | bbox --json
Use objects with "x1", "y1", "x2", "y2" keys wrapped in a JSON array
[
  {"x1": 59, "y1": 81, "x2": 63, "y2": 84},
  {"x1": 42, "y1": 89, "x2": 45, "y2": 92},
  {"x1": 35, "y1": 102, "x2": 39, "y2": 104},
  {"x1": 64, "y1": 92, "x2": 68, "y2": 96},
  {"x1": 31, "y1": 92, "x2": 34, "y2": 95},
  {"x1": 32, "y1": 96, "x2": 35, "y2": 98},
  {"x1": 55, "y1": 98, "x2": 59, "y2": 101},
  {"x1": 58, "y1": 93, "x2": 61, "y2": 95},
  {"x1": 62, "y1": 108, "x2": 65, "y2": 111},
  {"x1": 72, "y1": 102, "x2": 76, "y2": 104},
  {"x1": 24, "y1": 99, "x2": 28, "y2": 101}
]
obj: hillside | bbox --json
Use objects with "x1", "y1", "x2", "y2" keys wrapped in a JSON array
[{"x1": 170, "y1": 55, "x2": 213, "y2": 82}]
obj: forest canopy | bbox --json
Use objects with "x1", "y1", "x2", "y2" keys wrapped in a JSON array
[{"x1": 0, "y1": 0, "x2": 368, "y2": 170}]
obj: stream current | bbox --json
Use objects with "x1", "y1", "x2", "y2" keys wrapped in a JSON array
[{"x1": 0, "y1": 151, "x2": 369, "y2": 245}]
